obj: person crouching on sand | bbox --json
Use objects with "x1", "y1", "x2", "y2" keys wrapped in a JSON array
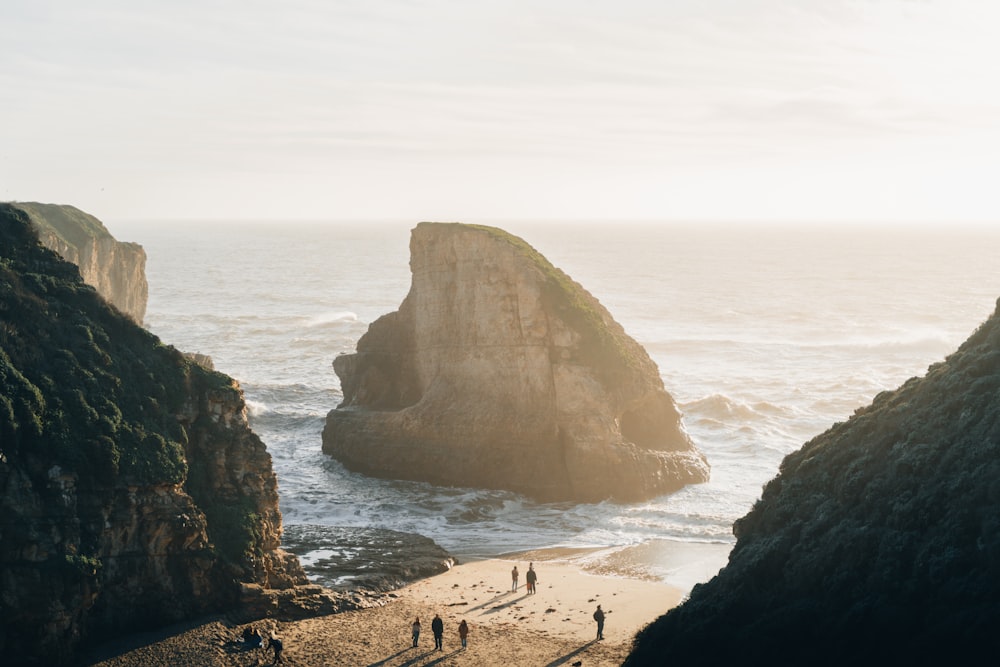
[
  {"x1": 458, "y1": 619, "x2": 469, "y2": 649},
  {"x1": 411, "y1": 617, "x2": 421, "y2": 647}
]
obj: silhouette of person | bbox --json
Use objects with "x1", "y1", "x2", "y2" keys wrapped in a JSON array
[
  {"x1": 243, "y1": 627, "x2": 263, "y2": 649},
  {"x1": 411, "y1": 617, "x2": 421, "y2": 647},
  {"x1": 458, "y1": 619, "x2": 469, "y2": 649},
  {"x1": 431, "y1": 613, "x2": 444, "y2": 650},
  {"x1": 268, "y1": 632, "x2": 284, "y2": 664},
  {"x1": 593, "y1": 604, "x2": 605, "y2": 640},
  {"x1": 511, "y1": 565, "x2": 519, "y2": 592},
  {"x1": 526, "y1": 563, "x2": 537, "y2": 594}
]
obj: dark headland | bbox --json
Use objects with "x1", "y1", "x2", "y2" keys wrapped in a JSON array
[{"x1": 625, "y1": 297, "x2": 1000, "y2": 666}]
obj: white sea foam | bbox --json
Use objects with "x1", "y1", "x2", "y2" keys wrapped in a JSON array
[
  {"x1": 245, "y1": 399, "x2": 269, "y2": 417},
  {"x1": 128, "y1": 220, "x2": 1000, "y2": 590},
  {"x1": 306, "y1": 311, "x2": 359, "y2": 327}
]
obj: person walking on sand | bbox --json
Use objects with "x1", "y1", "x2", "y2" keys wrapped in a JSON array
[
  {"x1": 431, "y1": 613, "x2": 444, "y2": 651},
  {"x1": 526, "y1": 563, "x2": 537, "y2": 594},
  {"x1": 268, "y1": 631, "x2": 284, "y2": 664},
  {"x1": 593, "y1": 604, "x2": 605, "y2": 640},
  {"x1": 458, "y1": 619, "x2": 469, "y2": 649},
  {"x1": 411, "y1": 617, "x2": 421, "y2": 648},
  {"x1": 511, "y1": 565, "x2": 519, "y2": 592}
]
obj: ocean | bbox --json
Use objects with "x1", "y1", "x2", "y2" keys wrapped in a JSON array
[{"x1": 114, "y1": 220, "x2": 1000, "y2": 593}]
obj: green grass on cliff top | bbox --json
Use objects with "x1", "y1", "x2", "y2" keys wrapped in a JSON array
[{"x1": 9, "y1": 201, "x2": 111, "y2": 249}]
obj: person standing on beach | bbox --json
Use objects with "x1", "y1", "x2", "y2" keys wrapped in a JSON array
[
  {"x1": 593, "y1": 604, "x2": 605, "y2": 640},
  {"x1": 431, "y1": 613, "x2": 444, "y2": 650},
  {"x1": 411, "y1": 617, "x2": 421, "y2": 647},
  {"x1": 458, "y1": 619, "x2": 469, "y2": 649},
  {"x1": 511, "y1": 565, "x2": 519, "y2": 592},
  {"x1": 526, "y1": 563, "x2": 537, "y2": 594}
]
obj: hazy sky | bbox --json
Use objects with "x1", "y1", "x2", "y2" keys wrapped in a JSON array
[{"x1": 2, "y1": 0, "x2": 999, "y2": 225}]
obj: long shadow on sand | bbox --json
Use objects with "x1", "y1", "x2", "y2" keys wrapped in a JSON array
[
  {"x1": 420, "y1": 648, "x2": 464, "y2": 666},
  {"x1": 481, "y1": 592, "x2": 529, "y2": 614},
  {"x1": 366, "y1": 646, "x2": 418, "y2": 666},
  {"x1": 374, "y1": 647, "x2": 461, "y2": 667},
  {"x1": 466, "y1": 590, "x2": 514, "y2": 613},
  {"x1": 542, "y1": 639, "x2": 599, "y2": 667}
]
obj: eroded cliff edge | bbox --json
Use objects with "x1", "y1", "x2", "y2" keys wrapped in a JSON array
[
  {"x1": 10, "y1": 201, "x2": 148, "y2": 323},
  {"x1": 322, "y1": 222, "x2": 709, "y2": 503},
  {"x1": 624, "y1": 299, "x2": 1000, "y2": 666},
  {"x1": 0, "y1": 204, "x2": 319, "y2": 666}
]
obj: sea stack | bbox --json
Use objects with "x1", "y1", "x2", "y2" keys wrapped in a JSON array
[
  {"x1": 322, "y1": 222, "x2": 708, "y2": 502},
  {"x1": 625, "y1": 299, "x2": 1000, "y2": 666}
]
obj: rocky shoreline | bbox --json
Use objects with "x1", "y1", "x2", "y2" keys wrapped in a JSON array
[{"x1": 281, "y1": 525, "x2": 456, "y2": 592}]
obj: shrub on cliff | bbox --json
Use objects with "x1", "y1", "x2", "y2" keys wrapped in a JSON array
[
  {"x1": 0, "y1": 204, "x2": 299, "y2": 665},
  {"x1": 624, "y1": 299, "x2": 1000, "y2": 666},
  {"x1": 0, "y1": 208, "x2": 190, "y2": 486}
]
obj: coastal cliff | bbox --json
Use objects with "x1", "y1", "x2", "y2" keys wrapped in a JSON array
[
  {"x1": 323, "y1": 222, "x2": 708, "y2": 503},
  {"x1": 0, "y1": 204, "x2": 315, "y2": 666},
  {"x1": 10, "y1": 202, "x2": 148, "y2": 323},
  {"x1": 625, "y1": 299, "x2": 1000, "y2": 665}
]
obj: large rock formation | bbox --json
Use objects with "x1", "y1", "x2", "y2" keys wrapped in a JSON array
[
  {"x1": 10, "y1": 202, "x2": 148, "y2": 323},
  {"x1": 323, "y1": 222, "x2": 708, "y2": 502},
  {"x1": 625, "y1": 299, "x2": 1000, "y2": 666},
  {"x1": 0, "y1": 205, "x2": 313, "y2": 665}
]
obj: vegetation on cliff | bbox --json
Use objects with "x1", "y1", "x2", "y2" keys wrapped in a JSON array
[
  {"x1": 0, "y1": 204, "x2": 297, "y2": 664},
  {"x1": 9, "y1": 201, "x2": 149, "y2": 324},
  {"x1": 10, "y1": 201, "x2": 113, "y2": 249},
  {"x1": 624, "y1": 299, "x2": 1000, "y2": 666},
  {"x1": 0, "y1": 206, "x2": 187, "y2": 486}
]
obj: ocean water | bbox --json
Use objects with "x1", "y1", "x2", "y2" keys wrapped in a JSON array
[{"x1": 116, "y1": 220, "x2": 1000, "y2": 592}]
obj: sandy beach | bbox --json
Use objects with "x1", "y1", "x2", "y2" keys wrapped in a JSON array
[{"x1": 81, "y1": 547, "x2": 702, "y2": 667}]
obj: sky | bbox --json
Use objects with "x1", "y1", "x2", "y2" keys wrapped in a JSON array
[{"x1": 2, "y1": 0, "x2": 999, "y2": 226}]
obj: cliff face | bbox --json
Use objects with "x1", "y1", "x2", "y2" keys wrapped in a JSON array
[
  {"x1": 323, "y1": 222, "x2": 708, "y2": 503},
  {"x1": 0, "y1": 204, "x2": 307, "y2": 666},
  {"x1": 11, "y1": 202, "x2": 148, "y2": 323},
  {"x1": 625, "y1": 300, "x2": 1000, "y2": 666}
]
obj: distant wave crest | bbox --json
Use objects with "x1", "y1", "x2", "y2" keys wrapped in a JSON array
[
  {"x1": 683, "y1": 394, "x2": 784, "y2": 423},
  {"x1": 306, "y1": 311, "x2": 359, "y2": 327}
]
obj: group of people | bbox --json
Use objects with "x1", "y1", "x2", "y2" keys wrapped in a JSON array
[
  {"x1": 411, "y1": 615, "x2": 470, "y2": 651},
  {"x1": 240, "y1": 561, "x2": 604, "y2": 662},
  {"x1": 510, "y1": 562, "x2": 539, "y2": 593},
  {"x1": 241, "y1": 626, "x2": 284, "y2": 663}
]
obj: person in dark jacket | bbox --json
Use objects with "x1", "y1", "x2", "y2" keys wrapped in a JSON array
[
  {"x1": 526, "y1": 563, "x2": 538, "y2": 594},
  {"x1": 431, "y1": 613, "x2": 444, "y2": 650},
  {"x1": 593, "y1": 604, "x2": 605, "y2": 640}
]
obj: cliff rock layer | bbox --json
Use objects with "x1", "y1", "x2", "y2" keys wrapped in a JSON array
[
  {"x1": 625, "y1": 299, "x2": 1000, "y2": 666},
  {"x1": 11, "y1": 202, "x2": 148, "y2": 323},
  {"x1": 0, "y1": 204, "x2": 307, "y2": 666},
  {"x1": 323, "y1": 222, "x2": 708, "y2": 502}
]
